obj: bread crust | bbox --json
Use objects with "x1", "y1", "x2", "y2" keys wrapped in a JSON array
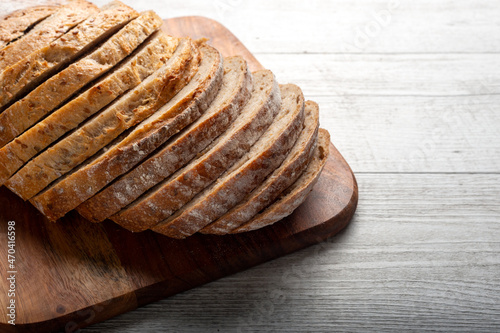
[
  {"x1": 202, "y1": 100, "x2": 320, "y2": 234},
  {"x1": 9, "y1": 37, "x2": 200, "y2": 208},
  {"x1": 49, "y1": 44, "x2": 223, "y2": 223},
  {"x1": 113, "y1": 68, "x2": 283, "y2": 232},
  {"x1": 151, "y1": 84, "x2": 306, "y2": 238},
  {"x1": 0, "y1": 2, "x2": 331, "y2": 238},
  {"x1": 109, "y1": 56, "x2": 255, "y2": 231},
  {"x1": 0, "y1": 5, "x2": 58, "y2": 49},
  {"x1": 232, "y1": 128, "x2": 330, "y2": 233},
  {"x1": 0, "y1": 1, "x2": 97, "y2": 69},
  {"x1": 77, "y1": 44, "x2": 224, "y2": 223},
  {"x1": 0, "y1": 10, "x2": 163, "y2": 151},
  {"x1": 0, "y1": 1, "x2": 137, "y2": 109},
  {"x1": 0, "y1": 32, "x2": 178, "y2": 185}
]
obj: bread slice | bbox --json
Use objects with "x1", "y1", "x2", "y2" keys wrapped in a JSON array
[
  {"x1": 232, "y1": 128, "x2": 330, "y2": 233},
  {"x1": 107, "y1": 57, "x2": 253, "y2": 231},
  {"x1": 0, "y1": 1, "x2": 97, "y2": 69},
  {"x1": 0, "y1": 10, "x2": 163, "y2": 149},
  {"x1": 113, "y1": 69, "x2": 281, "y2": 232},
  {"x1": 151, "y1": 84, "x2": 306, "y2": 239},
  {"x1": 25, "y1": 38, "x2": 201, "y2": 219},
  {"x1": 0, "y1": 1, "x2": 138, "y2": 109},
  {"x1": 28, "y1": 43, "x2": 222, "y2": 222},
  {"x1": 0, "y1": 5, "x2": 58, "y2": 49},
  {"x1": 0, "y1": 32, "x2": 179, "y2": 185},
  {"x1": 201, "y1": 100, "x2": 320, "y2": 235},
  {"x1": 9, "y1": 36, "x2": 199, "y2": 202},
  {"x1": 77, "y1": 44, "x2": 225, "y2": 223}
]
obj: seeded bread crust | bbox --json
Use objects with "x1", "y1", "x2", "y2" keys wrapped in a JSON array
[
  {"x1": 201, "y1": 100, "x2": 319, "y2": 235},
  {"x1": 77, "y1": 44, "x2": 224, "y2": 223},
  {"x1": 0, "y1": 1, "x2": 138, "y2": 109},
  {"x1": 232, "y1": 128, "x2": 330, "y2": 233},
  {"x1": 0, "y1": 10, "x2": 163, "y2": 150},
  {"x1": 0, "y1": 5, "x2": 58, "y2": 49},
  {"x1": 113, "y1": 68, "x2": 281, "y2": 232},
  {"x1": 152, "y1": 84, "x2": 306, "y2": 239},
  {"x1": 35, "y1": 44, "x2": 222, "y2": 222},
  {"x1": 8, "y1": 37, "x2": 200, "y2": 205},
  {"x1": 109, "y1": 56, "x2": 254, "y2": 231},
  {"x1": 0, "y1": 32, "x2": 179, "y2": 186},
  {"x1": 0, "y1": 1, "x2": 96, "y2": 70}
]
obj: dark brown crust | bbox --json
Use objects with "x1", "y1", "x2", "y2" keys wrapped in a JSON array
[
  {"x1": 10, "y1": 37, "x2": 199, "y2": 201},
  {"x1": 26, "y1": 39, "x2": 201, "y2": 220},
  {"x1": 76, "y1": 44, "x2": 224, "y2": 223},
  {"x1": 152, "y1": 84, "x2": 306, "y2": 239},
  {"x1": 201, "y1": 100, "x2": 320, "y2": 234},
  {"x1": 232, "y1": 128, "x2": 330, "y2": 233},
  {"x1": 110, "y1": 57, "x2": 254, "y2": 232},
  {"x1": 28, "y1": 42, "x2": 209, "y2": 223}
]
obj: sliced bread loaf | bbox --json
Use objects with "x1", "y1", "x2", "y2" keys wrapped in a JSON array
[
  {"x1": 77, "y1": 44, "x2": 225, "y2": 223},
  {"x1": 201, "y1": 100, "x2": 319, "y2": 234},
  {"x1": 8, "y1": 37, "x2": 200, "y2": 203},
  {"x1": 0, "y1": 1, "x2": 138, "y2": 109},
  {"x1": 151, "y1": 83, "x2": 306, "y2": 239},
  {"x1": 112, "y1": 69, "x2": 280, "y2": 232},
  {"x1": 107, "y1": 57, "x2": 252, "y2": 231},
  {"x1": 232, "y1": 128, "x2": 330, "y2": 233},
  {"x1": 28, "y1": 43, "x2": 222, "y2": 221},
  {"x1": 0, "y1": 1, "x2": 96, "y2": 69},
  {"x1": 0, "y1": 5, "x2": 58, "y2": 49},
  {"x1": 26, "y1": 39, "x2": 201, "y2": 220},
  {"x1": 0, "y1": 10, "x2": 163, "y2": 148},
  {"x1": 0, "y1": 32, "x2": 179, "y2": 185}
]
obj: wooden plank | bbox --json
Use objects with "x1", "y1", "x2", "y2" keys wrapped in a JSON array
[
  {"x1": 315, "y1": 95, "x2": 500, "y2": 173},
  {"x1": 254, "y1": 53, "x2": 500, "y2": 97},
  {"x1": 99, "y1": 0, "x2": 500, "y2": 54},
  {"x1": 82, "y1": 173, "x2": 500, "y2": 333}
]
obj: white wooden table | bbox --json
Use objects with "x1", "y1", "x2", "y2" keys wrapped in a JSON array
[{"x1": 9, "y1": 0, "x2": 496, "y2": 331}]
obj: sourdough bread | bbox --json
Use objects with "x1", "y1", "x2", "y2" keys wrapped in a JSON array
[
  {"x1": 77, "y1": 44, "x2": 224, "y2": 223},
  {"x1": 29, "y1": 43, "x2": 222, "y2": 221},
  {"x1": 0, "y1": 5, "x2": 58, "y2": 49},
  {"x1": 151, "y1": 84, "x2": 305, "y2": 238},
  {"x1": 0, "y1": 1, "x2": 96, "y2": 70},
  {"x1": 113, "y1": 69, "x2": 281, "y2": 232},
  {"x1": 0, "y1": 32, "x2": 179, "y2": 185},
  {"x1": 108, "y1": 57, "x2": 253, "y2": 231},
  {"x1": 0, "y1": 1, "x2": 137, "y2": 109},
  {"x1": 0, "y1": 10, "x2": 163, "y2": 149},
  {"x1": 232, "y1": 128, "x2": 330, "y2": 233},
  {"x1": 26, "y1": 38, "x2": 201, "y2": 219},
  {"x1": 201, "y1": 100, "x2": 319, "y2": 234},
  {"x1": 9, "y1": 37, "x2": 198, "y2": 201}
]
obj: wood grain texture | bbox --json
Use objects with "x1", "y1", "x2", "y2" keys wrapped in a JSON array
[
  {"x1": 0, "y1": 14, "x2": 357, "y2": 333},
  {"x1": 0, "y1": 140, "x2": 356, "y2": 332},
  {"x1": 82, "y1": 174, "x2": 500, "y2": 333},
  {"x1": 315, "y1": 94, "x2": 500, "y2": 173},
  {"x1": 92, "y1": 0, "x2": 500, "y2": 54}
]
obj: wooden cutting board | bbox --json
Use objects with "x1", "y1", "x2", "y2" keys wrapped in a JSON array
[{"x1": 0, "y1": 16, "x2": 358, "y2": 333}]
